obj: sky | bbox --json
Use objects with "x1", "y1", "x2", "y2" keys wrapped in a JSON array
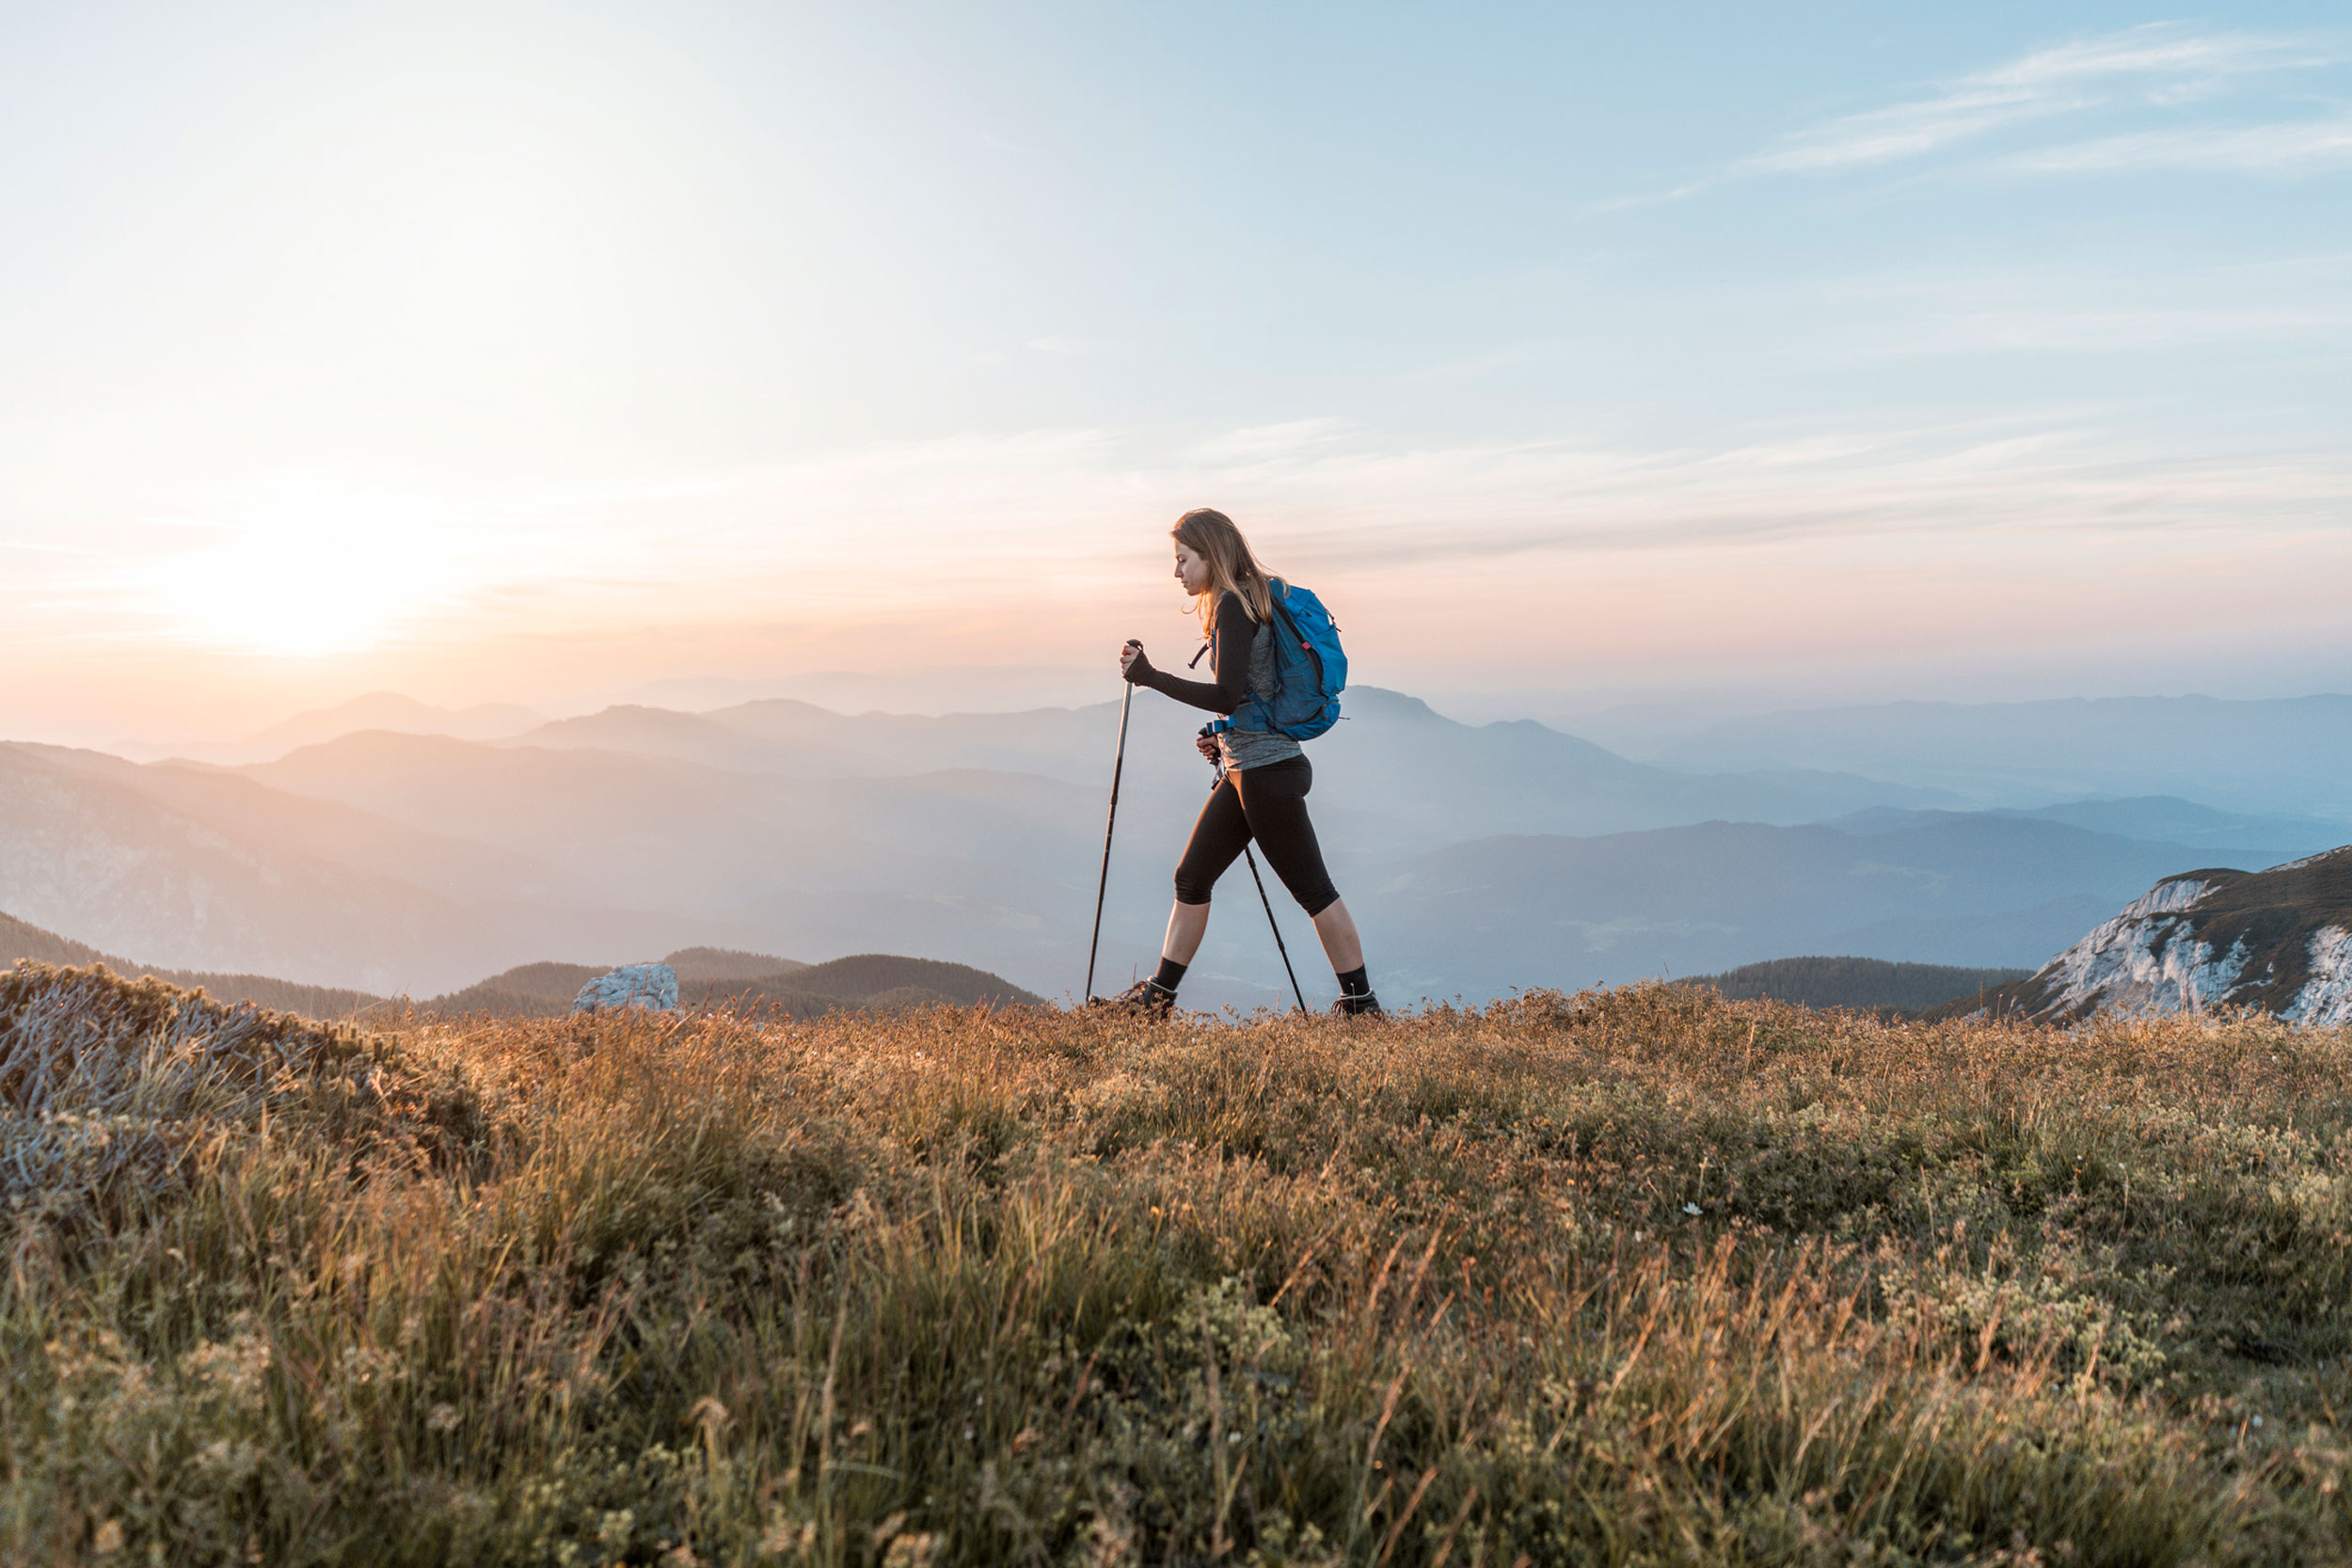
[{"x1": 3, "y1": 1, "x2": 2348, "y2": 745}]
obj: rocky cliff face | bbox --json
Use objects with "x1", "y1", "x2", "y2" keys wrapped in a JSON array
[{"x1": 1968, "y1": 846, "x2": 2352, "y2": 1024}]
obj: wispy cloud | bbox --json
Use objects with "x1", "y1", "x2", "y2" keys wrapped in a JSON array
[
  {"x1": 2005, "y1": 112, "x2": 2352, "y2": 174},
  {"x1": 1177, "y1": 418, "x2": 2352, "y2": 565},
  {"x1": 8, "y1": 414, "x2": 2348, "y2": 728},
  {"x1": 1740, "y1": 78, "x2": 2077, "y2": 175},
  {"x1": 495, "y1": 415, "x2": 2352, "y2": 594},
  {"x1": 1740, "y1": 24, "x2": 2336, "y2": 175},
  {"x1": 1567, "y1": 22, "x2": 2352, "y2": 210},
  {"x1": 11, "y1": 410, "x2": 2347, "y2": 663},
  {"x1": 1182, "y1": 418, "x2": 1356, "y2": 467}
]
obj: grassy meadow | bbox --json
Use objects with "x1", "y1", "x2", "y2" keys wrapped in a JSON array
[{"x1": 7, "y1": 961, "x2": 2352, "y2": 1565}]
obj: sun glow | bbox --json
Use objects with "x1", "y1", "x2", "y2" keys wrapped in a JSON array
[{"x1": 141, "y1": 509, "x2": 460, "y2": 658}]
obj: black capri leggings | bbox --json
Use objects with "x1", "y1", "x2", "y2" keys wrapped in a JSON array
[{"x1": 1172, "y1": 756, "x2": 1342, "y2": 916}]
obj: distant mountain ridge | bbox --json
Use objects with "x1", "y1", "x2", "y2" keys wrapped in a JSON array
[
  {"x1": 665, "y1": 946, "x2": 812, "y2": 981},
  {"x1": 1358, "y1": 814, "x2": 2292, "y2": 999},
  {"x1": 1827, "y1": 797, "x2": 2346, "y2": 857},
  {"x1": 1684, "y1": 957, "x2": 2031, "y2": 1015},
  {"x1": 178, "y1": 691, "x2": 544, "y2": 765},
  {"x1": 423, "y1": 949, "x2": 1041, "y2": 1020},
  {"x1": 1636, "y1": 695, "x2": 2352, "y2": 818},
  {"x1": 2, "y1": 909, "x2": 1041, "y2": 1023},
  {"x1": 10, "y1": 685, "x2": 2338, "y2": 1007},
  {"x1": 0, "y1": 738, "x2": 674, "y2": 994},
  {"x1": 0, "y1": 911, "x2": 385, "y2": 1019},
  {"x1": 495, "y1": 686, "x2": 1965, "y2": 848},
  {"x1": 1939, "y1": 847, "x2": 2352, "y2": 1025}
]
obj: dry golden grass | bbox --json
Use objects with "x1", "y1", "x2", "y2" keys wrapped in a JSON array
[{"x1": 7, "y1": 960, "x2": 2352, "y2": 1565}]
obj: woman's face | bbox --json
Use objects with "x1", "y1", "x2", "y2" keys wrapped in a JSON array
[{"x1": 1173, "y1": 543, "x2": 1212, "y2": 595}]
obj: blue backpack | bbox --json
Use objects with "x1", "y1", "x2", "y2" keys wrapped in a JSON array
[{"x1": 1248, "y1": 579, "x2": 1347, "y2": 740}]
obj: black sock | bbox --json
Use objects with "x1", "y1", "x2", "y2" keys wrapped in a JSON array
[
  {"x1": 1336, "y1": 965, "x2": 1371, "y2": 997},
  {"x1": 1152, "y1": 956, "x2": 1189, "y2": 993}
]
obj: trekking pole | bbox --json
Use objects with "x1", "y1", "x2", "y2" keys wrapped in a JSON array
[
  {"x1": 1244, "y1": 844, "x2": 1310, "y2": 1015},
  {"x1": 1083, "y1": 671, "x2": 1135, "y2": 1001},
  {"x1": 1211, "y1": 759, "x2": 1310, "y2": 1015}
]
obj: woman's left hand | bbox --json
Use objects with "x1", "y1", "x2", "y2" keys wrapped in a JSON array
[{"x1": 1119, "y1": 640, "x2": 1147, "y2": 680}]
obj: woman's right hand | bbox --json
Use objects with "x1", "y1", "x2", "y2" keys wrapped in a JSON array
[{"x1": 1195, "y1": 732, "x2": 1220, "y2": 764}]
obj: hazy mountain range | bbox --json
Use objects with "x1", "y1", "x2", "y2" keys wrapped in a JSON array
[
  {"x1": 175, "y1": 691, "x2": 547, "y2": 766},
  {"x1": 0, "y1": 908, "x2": 384, "y2": 1019},
  {"x1": 0, "y1": 907, "x2": 1039, "y2": 1022},
  {"x1": 4, "y1": 685, "x2": 2344, "y2": 1009},
  {"x1": 1363, "y1": 816, "x2": 2246, "y2": 1000},
  {"x1": 1596, "y1": 695, "x2": 2352, "y2": 819}
]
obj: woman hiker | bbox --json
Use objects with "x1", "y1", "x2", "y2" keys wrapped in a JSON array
[{"x1": 1109, "y1": 508, "x2": 1382, "y2": 1019}]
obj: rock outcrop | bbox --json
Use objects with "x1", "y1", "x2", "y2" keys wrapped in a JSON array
[
  {"x1": 572, "y1": 963, "x2": 679, "y2": 1014},
  {"x1": 1963, "y1": 846, "x2": 2352, "y2": 1024}
]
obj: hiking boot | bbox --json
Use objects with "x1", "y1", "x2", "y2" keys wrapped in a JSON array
[
  {"x1": 1095, "y1": 978, "x2": 1177, "y2": 1020},
  {"x1": 1332, "y1": 992, "x2": 1385, "y2": 1019}
]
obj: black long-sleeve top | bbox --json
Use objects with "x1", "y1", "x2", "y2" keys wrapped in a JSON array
[{"x1": 1122, "y1": 591, "x2": 1256, "y2": 714}]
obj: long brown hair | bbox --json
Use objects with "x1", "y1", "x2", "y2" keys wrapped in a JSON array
[{"x1": 1171, "y1": 507, "x2": 1276, "y2": 635}]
